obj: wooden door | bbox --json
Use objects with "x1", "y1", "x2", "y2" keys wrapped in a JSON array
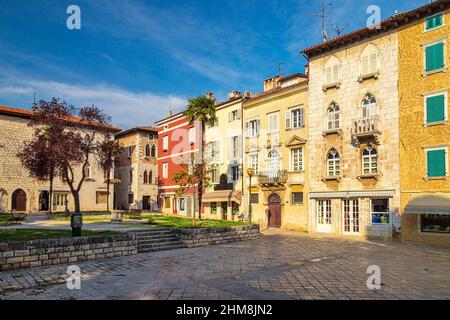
[
  {"x1": 12, "y1": 189, "x2": 27, "y2": 212},
  {"x1": 268, "y1": 193, "x2": 281, "y2": 228}
]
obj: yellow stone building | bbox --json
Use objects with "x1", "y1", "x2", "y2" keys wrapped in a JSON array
[
  {"x1": 242, "y1": 74, "x2": 309, "y2": 231},
  {"x1": 202, "y1": 93, "x2": 245, "y2": 220},
  {"x1": 399, "y1": 2, "x2": 450, "y2": 245}
]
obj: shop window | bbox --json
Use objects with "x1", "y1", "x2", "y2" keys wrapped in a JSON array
[
  {"x1": 372, "y1": 198, "x2": 390, "y2": 224},
  {"x1": 211, "y1": 202, "x2": 217, "y2": 214},
  {"x1": 421, "y1": 214, "x2": 450, "y2": 233}
]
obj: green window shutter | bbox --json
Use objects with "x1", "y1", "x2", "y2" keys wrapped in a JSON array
[
  {"x1": 426, "y1": 14, "x2": 443, "y2": 30},
  {"x1": 426, "y1": 43, "x2": 444, "y2": 72},
  {"x1": 427, "y1": 149, "x2": 446, "y2": 177},
  {"x1": 426, "y1": 95, "x2": 446, "y2": 123}
]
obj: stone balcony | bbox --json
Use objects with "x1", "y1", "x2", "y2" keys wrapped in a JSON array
[{"x1": 352, "y1": 115, "x2": 381, "y2": 146}]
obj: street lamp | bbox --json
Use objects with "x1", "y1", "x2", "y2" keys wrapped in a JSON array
[{"x1": 246, "y1": 168, "x2": 255, "y2": 225}]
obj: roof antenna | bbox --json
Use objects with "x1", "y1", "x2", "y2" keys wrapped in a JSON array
[
  {"x1": 312, "y1": 0, "x2": 333, "y2": 42},
  {"x1": 277, "y1": 62, "x2": 287, "y2": 77}
]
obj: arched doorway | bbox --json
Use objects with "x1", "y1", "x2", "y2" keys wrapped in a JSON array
[
  {"x1": 12, "y1": 189, "x2": 27, "y2": 212},
  {"x1": 268, "y1": 193, "x2": 281, "y2": 228},
  {"x1": 39, "y1": 191, "x2": 49, "y2": 212}
]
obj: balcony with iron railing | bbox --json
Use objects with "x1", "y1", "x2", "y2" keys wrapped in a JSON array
[
  {"x1": 257, "y1": 170, "x2": 288, "y2": 186},
  {"x1": 352, "y1": 115, "x2": 381, "y2": 145}
]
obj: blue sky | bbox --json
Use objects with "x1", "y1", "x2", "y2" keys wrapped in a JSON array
[{"x1": 0, "y1": 0, "x2": 425, "y2": 128}]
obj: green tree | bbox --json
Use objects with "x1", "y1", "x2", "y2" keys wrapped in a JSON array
[{"x1": 183, "y1": 94, "x2": 217, "y2": 219}]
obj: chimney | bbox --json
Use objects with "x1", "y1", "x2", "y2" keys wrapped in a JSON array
[
  {"x1": 263, "y1": 75, "x2": 282, "y2": 92},
  {"x1": 227, "y1": 90, "x2": 242, "y2": 100},
  {"x1": 168, "y1": 106, "x2": 173, "y2": 117}
]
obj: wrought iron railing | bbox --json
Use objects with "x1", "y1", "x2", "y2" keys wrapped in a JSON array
[{"x1": 258, "y1": 170, "x2": 288, "y2": 185}]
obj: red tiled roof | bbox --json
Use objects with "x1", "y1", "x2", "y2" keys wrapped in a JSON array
[
  {"x1": 0, "y1": 105, "x2": 121, "y2": 132},
  {"x1": 301, "y1": 0, "x2": 450, "y2": 59}
]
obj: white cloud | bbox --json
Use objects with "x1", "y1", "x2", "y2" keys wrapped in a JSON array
[{"x1": 0, "y1": 78, "x2": 186, "y2": 129}]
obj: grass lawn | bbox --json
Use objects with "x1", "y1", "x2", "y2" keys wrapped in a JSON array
[
  {"x1": 0, "y1": 229, "x2": 121, "y2": 243},
  {"x1": 0, "y1": 213, "x2": 21, "y2": 227},
  {"x1": 129, "y1": 214, "x2": 247, "y2": 228},
  {"x1": 48, "y1": 212, "x2": 247, "y2": 228}
]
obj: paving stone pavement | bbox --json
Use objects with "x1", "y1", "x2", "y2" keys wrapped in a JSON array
[{"x1": 1, "y1": 230, "x2": 450, "y2": 300}]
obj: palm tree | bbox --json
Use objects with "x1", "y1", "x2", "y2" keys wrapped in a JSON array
[{"x1": 183, "y1": 94, "x2": 217, "y2": 220}]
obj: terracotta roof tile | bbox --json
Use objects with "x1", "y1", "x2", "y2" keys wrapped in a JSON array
[{"x1": 0, "y1": 105, "x2": 121, "y2": 132}]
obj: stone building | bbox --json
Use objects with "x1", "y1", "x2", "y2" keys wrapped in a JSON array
[
  {"x1": 398, "y1": 1, "x2": 450, "y2": 246},
  {"x1": 0, "y1": 105, "x2": 121, "y2": 214},
  {"x1": 302, "y1": 19, "x2": 401, "y2": 240},
  {"x1": 202, "y1": 93, "x2": 245, "y2": 221},
  {"x1": 114, "y1": 127, "x2": 159, "y2": 211},
  {"x1": 242, "y1": 73, "x2": 309, "y2": 231}
]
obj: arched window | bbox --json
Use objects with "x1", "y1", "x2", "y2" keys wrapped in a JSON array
[
  {"x1": 84, "y1": 164, "x2": 91, "y2": 178},
  {"x1": 327, "y1": 149, "x2": 340, "y2": 177},
  {"x1": 362, "y1": 94, "x2": 377, "y2": 117},
  {"x1": 362, "y1": 146, "x2": 377, "y2": 174},
  {"x1": 327, "y1": 103, "x2": 340, "y2": 130},
  {"x1": 325, "y1": 56, "x2": 340, "y2": 84},
  {"x1": 143, "y1": 170, "x2": 148, "y2": 184},
  {"x1": 360, "y1": 44, "x2": 379, "y2": 76},
  {"x1": 267, "y1": 150, "x2": 281, "y2": 172},
  {"x1": 145, "y1": 144, "x2": 151, "y2": 157},
  {"x1": 149, "y1": 170, "x2": 153, "y2": 184},
  {"x1": 151, "y1": 145, "x2": 156, "y2": 158}
]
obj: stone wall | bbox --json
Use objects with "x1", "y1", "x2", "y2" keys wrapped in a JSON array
[
  {"x1": 0, "y1": 233, "x2": 137, "y2": 271},
  {"x1": 174, "y1": 225, "x2": 260, "y2": 248}
]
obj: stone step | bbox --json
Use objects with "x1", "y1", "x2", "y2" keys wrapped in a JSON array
[
  {"x1": 134, "y1": 228, "x2": 173, "y2": 233},
  {"x1": 137, "y1": 244, "x2": 185, "y2": 253},
  {"x1": 135, "y1": 229, "x2": 175, "y2": 236},
  {"x1": 138, "y1": 238, "x2": 181, "y2": 246},
  {"x1": 137, "y1": 233, "x2": 179, "y2": 241},
  {"x1": 138, "y1": 241, "x2": 183, "y2": 249}
]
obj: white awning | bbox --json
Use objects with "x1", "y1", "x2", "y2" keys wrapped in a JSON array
[
  {"x1": 405, "y1": 194, "x2": 450, "y2": 215},
  {"x1": 309, "y1": 190, "x2": 395, "y2": 199}
]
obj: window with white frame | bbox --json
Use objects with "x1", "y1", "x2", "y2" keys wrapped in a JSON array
[
  {"x1": 327, "y1": 103, "x2": 340, "y2": 130},
  {"x1": 426, "y1": 147, "x2": 448, "y2": 178},
  {"x1": 210, "y1": 167, "x2": 219, "y2": 184},
  {"x1": 211, "y1": 141, "x2": 220, "y2": 162},
  {"x1": 162, "y1": 136, "x2": 168, "y2": 151},
  {"x1": 327, "y1": 149, "x2": 340, "y2": 177},
  {"x1": 179, "y1": 198, "x2": 185, "y2": 211},
  {"x1": 362, "y1": 94, "x2": 377, "y2": 117},
  {"x1": 247, "y1": 119, "x2": 260, "y2": 137},
  {"x1": 362, "y1": 146, "x2": 378, "y2": 175},
  {"x1": 360, "y1": 44, "x2": 379, "y2": 76},
  {"x1": 424, "y1": 40, "x2": 445, "y2": 73},
  {"x1": 84, "y1": 164, "x2": 91, "y2": 178},
  {"x1": 286, "y1": 107, "x2": 304, "y2": 129},
  {"x1": 424, "y1": 91, "x2": 448, "y2": 125},
  {"x1": 267, "y1": 112, "x2": 280, "y2": 134},
  {"x1": 325, "y1": 56, "x2": 340, "y2": 84},
  {"x1": 231, "y1": 166, "x2": 240, "y2": 181},
  {"x1": 291, "y1": 148, "x2": 303, "y2": 172},
  {"x1": 425, "y1": 13, "x2": 444, "y2": 32},
  {"x1": 162, "y1": 162, "x2": 168, "y2": 179},
  {"x1": 229, "y1": 109, "x2": 240, "y2": 121},
  {"x1": 229, "y1": 136, "x2": 241, "y2": 159},
  {"x1": 188, "y1": 127, "x2": 195, "y2": 144},
  {"x1": 248, "y1": 153, "x2": 259, "y2": 174},
  {"x1": 268, "y1": 149, "x2": 281, "y2": 172}
]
